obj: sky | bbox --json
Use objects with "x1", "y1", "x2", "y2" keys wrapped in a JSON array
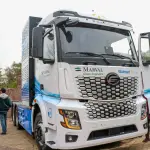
[{"x1": 0, "y1": 0, "x2": 150, "y2": 68}]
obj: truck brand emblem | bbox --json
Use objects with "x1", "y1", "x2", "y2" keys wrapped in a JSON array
[{"x1": 106, "y1": 73, "x2": 120, "y2": 86}]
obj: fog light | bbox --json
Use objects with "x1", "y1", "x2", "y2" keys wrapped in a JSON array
[
  {"x1": 66, "y1": 135, "x2": 78, "y2": 143},
  {"x1": 68, "y1": 136, "x2": 73, "y2": 141},
  {"x1": 143, "y1": 122, "x2": 148, "y2": 129}
]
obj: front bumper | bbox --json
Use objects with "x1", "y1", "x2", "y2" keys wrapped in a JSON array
[{"x1": 46, "y1": 97, "x2": 148, "y2": 149}]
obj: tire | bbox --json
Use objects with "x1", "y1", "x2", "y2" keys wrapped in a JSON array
[
  {"x1": 13, "y1": 106, "x2": 16, "y2": 126},
  {"x1": 15, "y1": 107, "x2": 23, "y2": 130},
  {"x1": 34, "y1": 113, "x2": 51, "y2": 150}
]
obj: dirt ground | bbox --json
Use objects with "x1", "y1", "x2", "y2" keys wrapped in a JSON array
[
  {"x1": 0, "y1": 119, "x2": 38, "y2": 150},
  {"x1": 0, "y1": 118, "x2": 150, "y2": 150}
]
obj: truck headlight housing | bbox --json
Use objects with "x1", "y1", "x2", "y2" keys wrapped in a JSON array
[
  {"x1": 141, "y1": 103, "x2": 147, "y2": 120},
  {"x1": 59, "y1": 109, "x2": 81, "y2": 130}
]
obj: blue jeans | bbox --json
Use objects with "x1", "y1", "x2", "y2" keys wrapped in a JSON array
[{"x1": 0, "y1": 113, "x2": 7, "y2": 133}]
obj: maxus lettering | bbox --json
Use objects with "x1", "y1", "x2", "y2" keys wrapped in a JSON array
[
  {"x1": 118, "y1": 70, "x2": 130, "y2": 74},
  {"x1": 83, "y1": 67, "x2": 103, "y2": 72}
]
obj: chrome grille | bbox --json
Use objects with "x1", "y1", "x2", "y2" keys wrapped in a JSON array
[
  {"x1": 85, "y1": 100, "x2": 137, "y2": 119},
  {"x1": 76, "y1": 76, "x2": 138, "y2": 100}
]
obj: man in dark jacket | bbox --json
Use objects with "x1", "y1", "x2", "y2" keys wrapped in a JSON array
[{"x1": 0, "y1": 88, "x2": 12, "y2": 134}]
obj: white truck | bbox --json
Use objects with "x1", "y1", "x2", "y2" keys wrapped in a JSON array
[
  {"x1": 11, "y1": 10, "x2": 148, "y2": 150},
  {"x1": 139, "y1": 32, "x2": 150, "y2": 115}
]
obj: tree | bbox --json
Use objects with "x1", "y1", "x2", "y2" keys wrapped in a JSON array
[
  {"x1": 5, "y1": 62, "x2": 21, "y2": 88},
  {"x1": 0, "y1": 68, "x2": 2, "y2": 78},
  {"x1": 0, "y1": 68, "x2": 7, "y2": 88}
]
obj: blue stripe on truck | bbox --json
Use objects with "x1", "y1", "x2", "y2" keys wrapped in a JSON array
[
  {"x1": 34, "y1": 77, "x2": 60, "y2": 98},
  {"x1": 144, "y1": 89, "x2": 150, "y2": 94},
  {"x1": 18, "y1": 105, "x2": 32, "y2": 135},
  {"x1": 22, "y1": 77, "x2": 60, "y2": 101}
]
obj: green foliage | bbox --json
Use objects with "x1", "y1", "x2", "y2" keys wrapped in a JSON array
[{"x1": 0, "y1": 62, "x2": 21, "y2": 88}]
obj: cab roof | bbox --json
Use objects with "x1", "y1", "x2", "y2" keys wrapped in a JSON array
[{"x1": 39, "y1": 10, "x2": 133, "y2": 30}]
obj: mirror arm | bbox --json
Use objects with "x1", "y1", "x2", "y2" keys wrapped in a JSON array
[
  {"x1": 39, "y1": 17, "x2": 69, "y2": 29},
  {"x1": 39, "y1": 24, "x2": 52, "y2": 28}
]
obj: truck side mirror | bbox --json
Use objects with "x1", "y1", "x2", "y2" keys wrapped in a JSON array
[
  {"x1": 32, "y1": 27, "x2": 44, "y2": 58},
  {"x1": 139, "y1": 32, "x2": 150, "y2": 66}
]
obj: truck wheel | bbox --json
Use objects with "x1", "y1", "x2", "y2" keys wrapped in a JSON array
[
  {"x1": 15, "y1": 107, "x2": 23, "y2": 130},
  {"x1": 34, "y1": 113, "x2": 51, "y2": 150}
]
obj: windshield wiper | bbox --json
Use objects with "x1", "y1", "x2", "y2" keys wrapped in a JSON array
[
  {"x1": 65, "y1": 52, "x2": 110, "y2": 65},
  {"x1": 100, "y1": 53, "x2": 137, "y2": 67}
]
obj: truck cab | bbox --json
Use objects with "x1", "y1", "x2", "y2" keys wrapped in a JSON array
[
  {"x1": 12, "y1": 10, "x2": 148, "y2": 150},
  {"x1": 138, "y1": 32, "x2": 150, "y2": 110}
]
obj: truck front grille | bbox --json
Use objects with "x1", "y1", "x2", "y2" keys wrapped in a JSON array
[
  {"x1": 88, "y1": 125, "x2": 138, "y2": 140},
  {"x1": 85, "y1": 99, "x2": 137, "y2": 119},
  {"x1": 76, "y1": 76, "x2": 138, "y2": 100}
]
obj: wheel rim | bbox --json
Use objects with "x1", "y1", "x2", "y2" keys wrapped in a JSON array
[{"x1": 35, "y1": 121, "x2": 45, "y2": 146}]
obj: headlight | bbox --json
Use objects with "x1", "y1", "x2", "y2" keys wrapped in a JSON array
[
  {"x1": 141, "y1": 103, "x2": 147, "y2": 120},
  {"x1": 59, "y1": 109, "x2": 81, "y2": 130}
]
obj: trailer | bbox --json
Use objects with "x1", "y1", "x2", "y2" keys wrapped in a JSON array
[{"x1": 11, "y1": 10, "x2": 148, "y2": 150}]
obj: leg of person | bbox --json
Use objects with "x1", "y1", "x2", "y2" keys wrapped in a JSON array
[
  {"x1": 0, "y1": 113, "x2": 6, "y2": 134},
  {"x1": 3, "y1": 113, "x2": 7, "y2": 132}
]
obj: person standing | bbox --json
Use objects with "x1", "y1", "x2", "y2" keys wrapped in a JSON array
[{"x1": 0, "y1": 88, "x2": 12, "y2": 134}]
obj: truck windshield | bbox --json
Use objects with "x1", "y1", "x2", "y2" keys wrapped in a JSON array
[{"x1": 59, "y1": 23, "x2": 138, "y2": 66}]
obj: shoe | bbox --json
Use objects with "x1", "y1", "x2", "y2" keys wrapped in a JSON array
[{"x1": 1, "y1": 132, "x2": 6, "y2": 135}]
